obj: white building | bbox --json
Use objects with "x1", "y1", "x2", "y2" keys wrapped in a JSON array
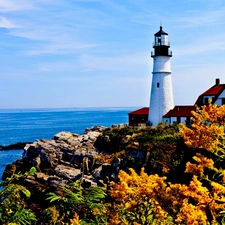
[
  {"x1": 148, "y1": 26, "x2": 174, "y2": 126},
  {"x1": 128, "y1": 27, "x2": 225, "y2": 127},
  {"x1": 163, "y1": 78, "x2": 225, "y2": 126}
]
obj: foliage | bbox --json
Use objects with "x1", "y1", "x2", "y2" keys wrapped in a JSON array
[
  {"x1": 133, "y1": 124, "x2": 184, "y2": 175},
  {"x1": 96, "y1": 123, "x2": 184, "y2": 176},
  {"x1": 178, "y1": 102, "x2": 225, "y2": 224},
  {"x1": 96, "y1": 126, "x2": 139, "y2": 153},
  {"x1": 133, "y1": 123, "x2": 180, "y2": 144},
  {"x1": 3, "y1": 104, "x2": 225, "y2": 224},
  {"x1": 94, "y1": 150, "x2": 127, "y2": 164},
  {"x1": 44, "y1": 180, "x2": 108, "y2": 224},
  {"x1": 0, "y1": 167, "x2": 37, "y2": 225},
  {"x1": 108, "y1": 104, "x2": 225, "y2": 224},
  {"x1": 97, "y1": 124, "x2": 180, "y2": 151},
  {"x1": 109, "y1": 167, "x2": 225, "y2": 224},
  {"x1": 180, "y1": 103, "x2": 225, "y2": 156},
  {"x1": 1, "y1": 166, "x2": 36, "y2": 187},
  {"x1": 109, "y1": 168, "x2": 173, "y2": 225}
]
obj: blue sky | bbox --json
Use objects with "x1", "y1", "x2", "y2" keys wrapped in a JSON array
[{"x1": 1, "y1": 0, "x2": 225, "y2": 108}]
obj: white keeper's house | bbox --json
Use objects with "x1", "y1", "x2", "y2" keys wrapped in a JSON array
[{"x1": 128, "y1": 26, "x2": 225, "y2": 126}]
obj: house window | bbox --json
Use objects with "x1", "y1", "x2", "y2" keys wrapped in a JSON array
[
  {"x1": 204, "y1": 97, "x2": 213, "y2": 104},
  {"x1": 204, "y1": 97, "x2": 209, "y2": 104},
  {"x1": 157, "y1": 82, "x2": 159, "y2": 88},
  {"x1": 186, "y1": 117, "x2": 191, "y2": 127},
  {"x1": 222, "y1": 98, "x2": 225, "y2": 105}
]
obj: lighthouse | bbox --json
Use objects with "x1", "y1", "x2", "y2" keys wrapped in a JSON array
[{"x1": 148, "y1": 26, "x2": 174, "y2": 126}]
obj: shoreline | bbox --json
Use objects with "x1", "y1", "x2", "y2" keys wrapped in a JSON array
[{"x1": 0, "y1": 142, "x2": 30, "y2": 151}]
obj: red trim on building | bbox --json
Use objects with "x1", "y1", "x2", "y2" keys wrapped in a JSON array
[
  {"x1": 128, "y1": 79, "x2": 225, "y2": 125},
  {"x1": 203, "y1": 85, "x2": 224, "y2": 95},
  {"x1": 195, "y1": 81, "x2": 225, "y2": 106},
  {"x1": 163, "y1": 105, "x2": 195, "y2": 117},
  {"x1": 128, "y1": 107, "x2": 149, "y2": 115}
]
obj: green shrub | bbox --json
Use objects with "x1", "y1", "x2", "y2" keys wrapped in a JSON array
[{"x1": 0, "y1": 167, "x2": 37, "y2": 225}]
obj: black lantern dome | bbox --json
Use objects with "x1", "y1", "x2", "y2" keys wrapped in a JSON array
[{"x1": 151, "y1": 26, "x2": 172, "y2": 57}]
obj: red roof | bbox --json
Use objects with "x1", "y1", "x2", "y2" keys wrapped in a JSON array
[
  {"x1": 128, "y1": 107, "x2": 149, "y2": 115},
  {"x1": 195, "y1": 83, "x2": 225, "y2": 105},
  {"x1": 202, "y1": 84, "x2": 224, "y2": 95},
  {"x1": 163, "y1": 105, "x2": 195, "y2": 117}
]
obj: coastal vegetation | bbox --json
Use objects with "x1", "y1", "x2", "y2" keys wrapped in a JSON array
[{"x1": 1, "y1": 102, "x2": 225, "y2": 224}]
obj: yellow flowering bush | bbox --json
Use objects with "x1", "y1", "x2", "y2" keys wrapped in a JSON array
[
  {"x1": 175, "y1": 198, "x2": 208, "y2": 225},
  {"x1": 108, "y1": 102, "x2": 225, "y2": 224},
  {"x1": 180, "y1": 103, "x2": 225, "y2": 155},
  {"x1": 185, "y1": 153, "x2": 215, "y2": 177},
  {"x1": 178, "y1": 102, "x2": 225, "y2": 224},
  {"x1": 69, "y1": 213, "x2": 81, "y2": 225},
  {"x1": 4, "y1": 103, "x2": 225, "y2": 225},
  {"x1": 109, "y1": 168, "x2": 172, "y2": 224},
  {"x1": 109, "y1": 167, "x2": 225, "y2": 224}
]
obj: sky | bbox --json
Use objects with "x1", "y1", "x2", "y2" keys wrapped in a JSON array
[{"x1": 1, "y1": 0, "x2": 225, "y2": 109}]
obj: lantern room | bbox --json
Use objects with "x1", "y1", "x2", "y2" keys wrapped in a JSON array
[
  {"x1": 151, "y1": 26, "x2": 172, "y2": 57},
  {"x1": 154, "y1": 26, "x2": 169, "y2": 46}
]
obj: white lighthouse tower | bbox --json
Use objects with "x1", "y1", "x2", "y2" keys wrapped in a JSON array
[{"x1": 148, "y1": 26, "x2": 174, "y2": 126}]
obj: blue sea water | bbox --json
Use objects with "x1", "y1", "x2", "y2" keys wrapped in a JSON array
[{"x1": 0, "y1": 107, "x2": 135, "y2": 180}]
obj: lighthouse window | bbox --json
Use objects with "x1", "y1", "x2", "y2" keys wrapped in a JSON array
[{"x1": 157, "y1": 82, "x2": 160, "y2": 88}]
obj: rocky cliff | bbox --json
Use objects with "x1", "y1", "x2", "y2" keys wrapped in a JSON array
[{"x1": 2, "y1": 124, "x2": 182, "y2": 208}]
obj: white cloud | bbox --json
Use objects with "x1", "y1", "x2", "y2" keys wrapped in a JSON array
[
  {"x1": 74, "y1": 0, "x2": 103, "y2": 2},
  {"x1": 7, "y1": 22, "x2": 100, "y2": 55},
  {"x1": 10, "y1": 28, "x2": 61, "y2": 42},
  {"x1": 75, "y1": 0, "x2": 129, "y2": 13},
  {"x1": 129, "y1": 4, "x2": 225, "y2": 29},
  {"x1": 32, "y1": 51, "x2": 151, "y2": 76},
  {"x1": 1, "y1": 0, "x2": 225, "y2": 109},
  {"x1": 78, "y1": 52, "x2": 150, "y2": 72},
  {"x1": 4, "y1": 2, "x2": 112, "y2": 55},
  {"x1": 130, "y1": 16, "x2": 156, "y2": 26},
  {"x1": 38, "y1": 67, "x2": 52, "y2": 72},
  {"x1": 26, "y1": 42, "x2": 98, "y2": 55},
  {"x1": 173, "y1": 32, "x2": 225, "y2": 56},
  {"x1": 0, "y1": 0, "x2": 34, "y2": 11},
  {"x1": 175, "y1": 8, "x2": 225, "y2": 28},
  {"x1": 0, "y1": 16, "x2": 21, "y2": 28}
]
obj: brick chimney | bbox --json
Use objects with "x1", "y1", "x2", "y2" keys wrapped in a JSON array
[{"x1": 216, "y1": 78, "x2": 220, "y2": 85}]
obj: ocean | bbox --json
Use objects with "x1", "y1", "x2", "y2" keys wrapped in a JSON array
[{"x1": 0, "y1": 107, "x2": 135, "y2": 180}]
